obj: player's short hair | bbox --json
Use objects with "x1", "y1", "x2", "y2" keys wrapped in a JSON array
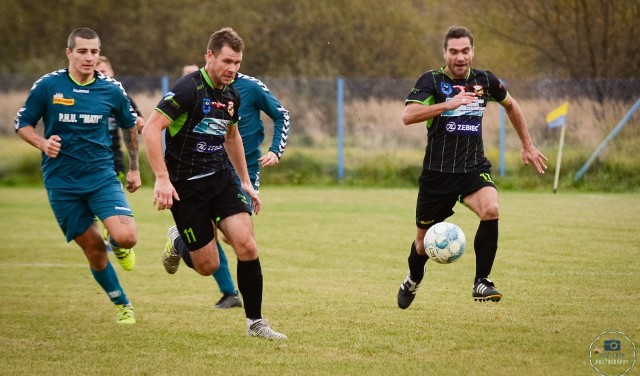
[
  {"x1": 444, "y1": 26, "x2": 474, "y2": 50},
  {"x1": 207, "y1": 27, "x2": 244, "y2": 54},
  {"x1": 67, "y1": 27, "x2": 100, "y2": 50}
]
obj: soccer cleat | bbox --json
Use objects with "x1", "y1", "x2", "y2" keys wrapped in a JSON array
[
  {"x1": 472, "y1": 278, "x2": 503, "y2": 302},
  {"x1": 397, "y1": 274, "x2": 420, "y2": 309},
  {"x1": 213, "y1": 294, "x2": 243, "y2": 309},
  {"x1": 104, "y1": 229, "x2": 135, "y2": 271},
  {"x1": 162, "y1": 226, "x2": 181, "y2": 274},
  {"x1": 116, "y1": 304, "x2": 136, "y2": 324},
  {"x1": 247, "y1": 319, "x2": 287, "y2": 340}
]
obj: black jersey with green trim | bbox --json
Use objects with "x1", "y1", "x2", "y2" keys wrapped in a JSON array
[
  {"x1": 405, "y1": 67, "x2": 508, "y2": 173},
  {"x1": 156, "y1": 68, "x2": 240, "y2": 182}
]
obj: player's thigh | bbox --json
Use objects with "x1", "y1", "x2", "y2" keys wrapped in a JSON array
[
  {"x1": 90, "y1": 180, "x2": 136, "y2": 242},
  {"x1": 461, "y1": 186, "x2": 499, "y2": 220},
  {"x1": 188, "y1": 240, "x2": 220, "y2": 272},
  {"x1": 228, "y1": 167, "x2": 257, "y2": 206},
  {"x1": 170, "y1": 176, "x2": 220, "y2": 251},
  {"x1": 415, "y1": 171, "x2": 458, "y2": 229},
  {"x1": 47, "y1": 188, "x2": 95, "y2": 242},
  {"x1": 218, "y1": 212, "x2": 256, "y2": 261}
]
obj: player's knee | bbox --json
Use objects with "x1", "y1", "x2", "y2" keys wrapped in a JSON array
[
  {"x1": 480, "y1": 204, "x2": 499, "y2": 221},
  {"x1": 113, "y1": 232, "x2": 137, "y2": 249},
  {"x1": 196, "y1": 259, "x2": 220, "y2": 276},
  {"x1": 233, "y1": 237, "x2": 258, "y2": 261}
]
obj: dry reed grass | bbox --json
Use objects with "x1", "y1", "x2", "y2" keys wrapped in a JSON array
[{"x1": 2, "y1": 89, "x2": 637, "y2": 155}]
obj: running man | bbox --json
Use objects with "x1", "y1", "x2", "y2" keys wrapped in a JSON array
[
  {"x1": 397, "y1": 26, "x2": 547, "y2": 309},
  {"x1": 143, "y1": 27, "x2": 287, "y2": 339},
  {"x1": 15, "y1": 27, "x2": 140, "y2": 323}
]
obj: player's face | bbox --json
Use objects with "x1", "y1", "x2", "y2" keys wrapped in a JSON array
[
  {"x1": 66, "y1": 37, "x2": 100, "y2": 82},
  {"x1": 205, "y1": 46, "x2": 242, "y2": 88},
  {"x1": 443, "y1": 37, "x2": 474, "y2": 80}
]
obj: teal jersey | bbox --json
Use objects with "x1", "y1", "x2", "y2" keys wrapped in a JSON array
[
  {"x1": 15, "y1": 68, "x2": 136, "y2": 190},
  {"x1": 234, "y1": 73, "x2": 290, "y2": 170}
]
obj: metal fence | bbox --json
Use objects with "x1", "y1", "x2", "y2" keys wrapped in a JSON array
[{"x1": 3, "y1": 75, "x2": 640, "y2": 155}]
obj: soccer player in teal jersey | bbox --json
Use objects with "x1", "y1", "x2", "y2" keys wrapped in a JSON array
[
  {"x1": 15, "y1": 27, "x2": 141, "y2": 324},
  {"x1": 172, "y1": 67, "x2": 290, "y2": 309},
  {"x1": 212, "y1": 72, "x2": 290, "y2": 308},
  {"x1": 397, "y1": 26, "x2": 548, "y2": 309}
]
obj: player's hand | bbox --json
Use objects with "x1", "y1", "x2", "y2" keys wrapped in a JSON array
[
  {"x1": 521, "y1": 146, "x2": 548, "y2": 174},
  {"x1": 258, "y1": 151, "x2": 279, "y2": 167},
  {"x1": 43, "y1": 135, "x2": 62, "y2": 158},
  {"x1": 153, "y1": 178, "x2": 180, "y2": 210},
  {"x1": 125, "y1": 170, "x2": 142, "y2": 193},
  {"x1": 449, "y1": 92, "x2": 477, "y2": 110},
  {"x1": 243, "y1": 183, "x2": 261, "y2": 215}
]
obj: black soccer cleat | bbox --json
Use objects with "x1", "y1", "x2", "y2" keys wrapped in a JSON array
[
  {"x1": 472, "y1": 278, "x2": 502, "y2": 302},
  {"x1": 397, "y1": 274, "x2": 420, "y2": 309}
]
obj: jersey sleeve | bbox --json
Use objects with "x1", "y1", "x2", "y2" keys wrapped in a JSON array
[
  {"x1": 255, "y1": 82, "x2": 290, "y2": 158},
  {"x1": 405, "y1": 72, "x2": 436, "y2": 105},
  {"x1": 155, "y1": 76, "x2": 194, "y2": 122},
  {"x1": 114, "y1": 94, "x2": 137, "y2": 129},
  {"x1": 15, "y1": 77, "x2": 48, "y2": 131},
  {"x1": 486, "y1": 70, "x2": 508, "y2": 103}
]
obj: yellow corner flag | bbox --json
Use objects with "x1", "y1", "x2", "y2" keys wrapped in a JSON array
[{"x1": 546, "y1": 102, "x2": 569, "y2": 128}]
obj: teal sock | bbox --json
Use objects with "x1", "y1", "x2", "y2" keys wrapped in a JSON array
[
  {"x1": 108, "y1": 234, "x2": 120, "y2": 249},
  {"x1": 212, "y1": 240, "x2": 238, "y2": 295},
  {"x1": 91, "y1": 261, "x2": 129, "y2": 305}
]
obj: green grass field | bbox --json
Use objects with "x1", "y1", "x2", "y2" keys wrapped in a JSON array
[{"x1": 0, "y1": 187, "x2": 638, "y2": 376}]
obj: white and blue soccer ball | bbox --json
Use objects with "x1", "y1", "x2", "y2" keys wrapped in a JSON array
[{"x1": 424, "y1": 222, "x2": 466, "y2": 264}]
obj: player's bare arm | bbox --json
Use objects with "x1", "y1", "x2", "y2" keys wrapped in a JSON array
[
  {"x1": 121, "y1": 125, "x2": 141, "y2": 192},
  {"x1": 142, "y1": 110, "x2": 180, "y2": 210},
  {"x1": 16, "y1": 126, "x2": 62, "y2": 158},
  {"x1": 501, "y1": 96, "x2": 548, "y2": 174},
  {"x1": 402, "y1": 91, "x2": 477, "y2": 125}
]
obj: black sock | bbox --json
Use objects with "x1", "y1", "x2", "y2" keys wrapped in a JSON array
[
  {"x1": 175, "y1": 236, "x2": 194, "y2": 269},
  {"x1": 237, "y1": 258, "x2": 263, "y2": 320},
  {"x1": 474, "y1": 219, "x2": 499, "y2": 283},
  {"x1": 408, "y1": 241, "x2": 429, "y2": 284}
]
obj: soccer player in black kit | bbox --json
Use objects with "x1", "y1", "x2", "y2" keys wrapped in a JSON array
[
  {"x1": 397, "y1": 26, "x2": 548, "y2": 309},
  {"x1": 143, "y1": 27, "x2": 286, "y2": 339}
]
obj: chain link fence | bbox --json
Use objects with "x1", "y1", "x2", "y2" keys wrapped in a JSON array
[{"x1": 3, "y1": 74, "x2": 639, "y2": 155}]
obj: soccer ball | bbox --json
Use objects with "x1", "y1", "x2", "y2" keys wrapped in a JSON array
[{"x1": 424, "y1": 222, "x2": 466, "y2": 264}]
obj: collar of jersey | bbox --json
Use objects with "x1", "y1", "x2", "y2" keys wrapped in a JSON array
[
  {"x1": 200, "y1": 67, "x2": 228, "y2": 91},
  {"x1": 438, "y1": 66, "x2": 473, "y2": 81},
  {"x1": 67, "y1": 69, "x2": 96, "y2": 86}
]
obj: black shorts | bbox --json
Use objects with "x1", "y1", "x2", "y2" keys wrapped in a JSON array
[
  {"x1": 170, "y1": 168, "x2": 251, "y2": 251},
  {"x1": 415, "y1": 168, "x2": 496, "y2": 229}
]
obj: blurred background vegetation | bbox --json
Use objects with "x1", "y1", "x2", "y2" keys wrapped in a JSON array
[
  {"x1": 1, "y1": 0, "x2": 639, "y2": 191},
  {"x1": 1, "y1": 0, "x2": 639, "y2": 79}
]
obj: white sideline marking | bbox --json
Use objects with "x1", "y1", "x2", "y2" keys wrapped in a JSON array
[{"x1": 0, "y1": 262, "x2": 86, "y2": 268}]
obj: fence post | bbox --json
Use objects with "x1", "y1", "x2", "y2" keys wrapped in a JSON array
[
  {"x1": 161, "y1": 75, "x2": 169, "y2": 94},
  {"x1": 575, "y1": 98, "x2": 640, "y2": 181},
  {"x1": 337, "y1": 77, "x2": 345, "y2": 181},
  {"x1": 161, "y1": 75, "x2": 170, "y2": 152},
  {"x1": 499, "y1": 105, "x2": 506, "y2": 177}
]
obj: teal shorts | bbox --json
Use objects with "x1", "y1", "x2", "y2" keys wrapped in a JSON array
[{"x1": 47, "y1": 178, "x2": 134, "y2": 242}]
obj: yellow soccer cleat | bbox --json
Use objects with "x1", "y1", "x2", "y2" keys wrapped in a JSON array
[{"x1": 116, "y1": 304, "x2": 136, "y2": 324}]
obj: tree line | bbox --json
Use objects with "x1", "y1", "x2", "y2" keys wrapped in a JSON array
[{"x1": 1, "y1": 0, "x2": 638, "y2": 79}]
